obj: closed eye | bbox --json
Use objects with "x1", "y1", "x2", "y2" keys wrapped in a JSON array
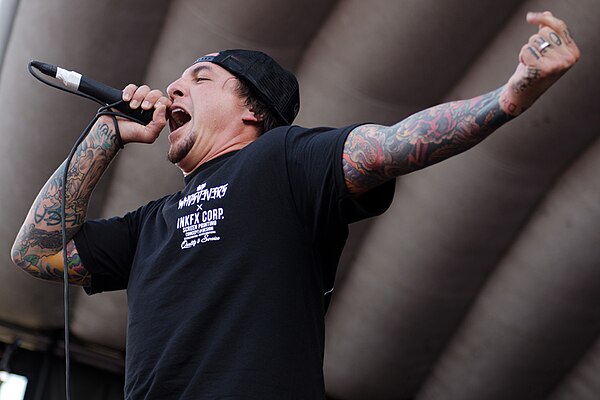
[{"x1": 191, "y1": 65, "x2": 215, "y2": 82}]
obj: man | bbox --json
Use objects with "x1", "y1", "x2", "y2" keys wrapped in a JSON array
[{"x1": 11, "y1": 11, "x2": 579, "y2": 399}]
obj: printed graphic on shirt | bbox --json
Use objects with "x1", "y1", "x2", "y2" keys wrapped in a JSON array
[{"x1": 176, "y1": 182, "x2": 228, "y2": 249}]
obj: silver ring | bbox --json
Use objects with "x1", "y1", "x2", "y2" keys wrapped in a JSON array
[{"x1": 539, "y1": 40, "x2": 551, "y2": 52}]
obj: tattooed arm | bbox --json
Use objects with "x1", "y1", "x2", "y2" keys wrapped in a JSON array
[
  {"x1": 11, "y1": 120, "x2": 119, "y2": 285},
  {"x1": 343, "y1": 11, "x2": 580, "y2": 196},
  {"x1": 343, "y1": 87, "x2": 513, "y2": 194},
  {"x1": 11, "y1": 86, "x2": 170, "y2": 285}
]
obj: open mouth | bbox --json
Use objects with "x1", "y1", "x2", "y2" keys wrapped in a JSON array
[{"x1": 169, "y1": 107, "x2": 191, "y2": 132}]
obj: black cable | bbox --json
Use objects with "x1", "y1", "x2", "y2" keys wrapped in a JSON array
[
  {"x1": 60, "y1": 106, "x2": 131, "y2": 400},
  {"x1": 28, "y1": 63, "x2": 144, "y2": 400}
]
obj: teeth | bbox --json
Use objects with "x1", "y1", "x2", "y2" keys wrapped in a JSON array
[{"x1": 169, "y1": 107, "x2": 191, "y2": 130}]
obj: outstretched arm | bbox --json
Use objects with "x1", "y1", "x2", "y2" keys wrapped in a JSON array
[
  {"x1": 11, "y1": 86, "x2": 170, "y2": 285},
  {"x1": 343, "y1": 11, "x2": 580, "y2": 196}
]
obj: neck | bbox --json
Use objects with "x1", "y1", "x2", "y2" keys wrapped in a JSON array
[{"x1": 180, "y1": 136, "x2": 257, "y2": 177}]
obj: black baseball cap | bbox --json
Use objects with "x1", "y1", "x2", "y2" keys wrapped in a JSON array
[{"x1": 193, "y1": 49, "x2": 300, "y2": 126}]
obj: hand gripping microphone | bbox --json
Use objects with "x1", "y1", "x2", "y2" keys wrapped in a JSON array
[{"x1": 30, "y1": 61, "x2": 154, "y2": 125}]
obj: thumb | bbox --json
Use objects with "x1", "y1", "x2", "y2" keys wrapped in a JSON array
[
  {"x1": 141, "y1": 102, "x2": 168, "y2": 140},
  {"x1": 149, "y1": 102, "x2": 168, "y2": 128}
]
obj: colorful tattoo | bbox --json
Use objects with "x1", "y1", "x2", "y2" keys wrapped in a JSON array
[
  {"x1": 343, "y1": 87, "x2": 513, "y2": 194},
  {"x1": 12, "y1": 121, "x2": 119, "y2": 285},
  {"x1": 12, "y1": 233, "x2": 90, "y2": 285}
]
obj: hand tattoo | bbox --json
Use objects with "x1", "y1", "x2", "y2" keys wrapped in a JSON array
[{"x1": 511, "y1": 67, "x2": 542, "y2": 95}]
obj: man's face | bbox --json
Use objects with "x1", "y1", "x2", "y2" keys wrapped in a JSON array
[{"x1": 166, "y1": 57, "x2": 249, "y2": 172}]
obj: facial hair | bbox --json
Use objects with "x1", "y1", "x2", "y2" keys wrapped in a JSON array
[{"x1": 167, "y1": 130, "x2": 196, "y2": 164}]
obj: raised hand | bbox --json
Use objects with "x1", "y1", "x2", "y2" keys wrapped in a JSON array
[
  {"x1": 112, "y1": 84, "x2": 172, "y2": 145},
  {"x1": 501, "y1": 11, "x2": 580, "y2": 115}
]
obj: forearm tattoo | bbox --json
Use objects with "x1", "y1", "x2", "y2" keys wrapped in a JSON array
[
  {"x1": 12, "y1": 122, "x2": 119, "y2": 284},
  {"x1": 12, "y1": 229, "x2": 90, "y2": 285},
  {"x1": 511, "y1": 67, "x2": 542, "y2": 95},
  {"x1": 343, "y1": 87, "x2": 514, "y2": 194}
]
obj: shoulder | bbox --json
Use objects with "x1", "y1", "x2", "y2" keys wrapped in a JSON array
[
  {"x1": 260, "y1": 125, "x2": 357, "y2": 140},
  {"x1": 274, "y1": 124, "x2": 361, "y2": 153}
]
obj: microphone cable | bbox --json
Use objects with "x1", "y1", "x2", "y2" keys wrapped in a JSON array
[{"x1": 28, "y1": 62, "x2": 149, "y2": 400}]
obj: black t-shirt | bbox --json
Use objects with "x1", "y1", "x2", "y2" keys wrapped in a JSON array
[{"x1": 74, "y1": 125, "x2": 394, "y2": 399}]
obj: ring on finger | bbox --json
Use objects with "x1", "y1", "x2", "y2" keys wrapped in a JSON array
[{"x1": 538, "y1": 40, "x2": 551, "y2": 53}]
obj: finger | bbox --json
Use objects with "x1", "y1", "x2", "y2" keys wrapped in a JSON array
[
  {"x1": 537, "y1": 26, "x2": 580, "y2": 62},
  {"x1": 526, "y1": 11, "x2": 573, "y2": 46},
  {"x1": 547, "y1": 30, "x2": 563, "y2": 47},
  {"x1": 528, "y1": 34, "x2": 551, "y2": 55},
  {"x1": 537, "y1": 26, "x2": 568, "y2": 51},
  {"x1": 140, "y1": 89, "x2": 166, "y2": 110},
  {"x1": 122, "y1": 84, "x2": 138, "y2": 102},
  {"x1": 527, "y1": 34, "x2": 547, "y2": 53},
  {"x1": 145, "y1": 102, "x2": 168, "y2": 135},
  {"x1": 153, "y1": 102, "x2": 167, "y2": 123},
  {"x1": 520, "y1": 43, "x2": 541, "y2": 64},
  {"x1": 156, "y1": 96, "x2": 172, "y2": 109},
  {"x1": 130, "y1": 85, "x2": 151, "y2": 109}
]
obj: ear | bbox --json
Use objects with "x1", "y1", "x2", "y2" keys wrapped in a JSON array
[{"x1": 241, "y1": 108, "x2": 263, "y2": 124}]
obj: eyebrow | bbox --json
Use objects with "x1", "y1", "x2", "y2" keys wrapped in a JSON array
[{"x1": 191, "y1": 64, "x2": 214, "y2": 78}]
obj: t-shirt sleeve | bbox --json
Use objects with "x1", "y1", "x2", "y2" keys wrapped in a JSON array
[
  {"x1": 285, "y1": 124, "x2": 395, "y2": 226},
  {"x1": 74, "y1": 209, "x2": 142, "y2": 294}
]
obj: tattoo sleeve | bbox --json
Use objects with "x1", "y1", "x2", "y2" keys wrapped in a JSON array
[
  {"x1": 11, "y1": 120, "x2": 120, "y2": 285},
  {"x1": 343, "y1": 86, "x2": 514, "y2": 195}
]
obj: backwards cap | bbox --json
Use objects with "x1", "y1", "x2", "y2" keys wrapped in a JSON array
[{"x1": 194, "y1": 49, "x2": 300, "y2": 126}]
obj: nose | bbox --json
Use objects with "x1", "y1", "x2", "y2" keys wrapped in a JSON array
[{"x1": 167, "y1": 78, "x2": 185, "y2": 99}]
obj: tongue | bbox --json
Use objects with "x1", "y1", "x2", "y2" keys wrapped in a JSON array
[{"x1": 170, "y1": 112, "x2": 191, "y2": 130}]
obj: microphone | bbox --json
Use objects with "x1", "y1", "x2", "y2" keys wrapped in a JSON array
[{"x1": 30, "y1": 61, "x2": 153, "y2": 125}]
